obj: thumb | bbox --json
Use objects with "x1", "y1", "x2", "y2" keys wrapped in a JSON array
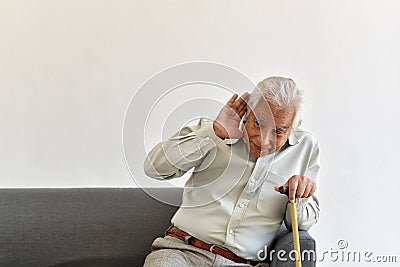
[{"x1": 274, "y1": 182, "x2": 289, "y2": 193}]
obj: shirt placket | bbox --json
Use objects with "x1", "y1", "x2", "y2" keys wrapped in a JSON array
[{"x1": 223, "y1": 160, "x2": 258, "y2": 246}]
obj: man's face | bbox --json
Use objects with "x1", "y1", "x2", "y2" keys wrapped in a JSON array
[{"x1": 243, "y1": 101, "x2": 295, "y2": 158}]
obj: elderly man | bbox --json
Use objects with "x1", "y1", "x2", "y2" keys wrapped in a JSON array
[{"x1": 143, "y1": 77, "x2": 320, "y2": 267}]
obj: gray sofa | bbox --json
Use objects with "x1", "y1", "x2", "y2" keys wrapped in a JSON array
[{"x1": 0, "y1": 188, "x2": 316, "y2": 266}]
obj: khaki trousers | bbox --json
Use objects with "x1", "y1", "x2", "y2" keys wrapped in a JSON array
[{"x1": 143, "y1": 236, "x2": 269, "y2": 267}]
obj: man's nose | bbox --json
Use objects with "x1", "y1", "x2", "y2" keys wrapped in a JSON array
[{"x1": 259, "y1": 131, "x2": 275, "y2": 147}]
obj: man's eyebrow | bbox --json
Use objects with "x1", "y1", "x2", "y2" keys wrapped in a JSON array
[
  {"x1": 255, "y1": 116, "x2": 269, "y2": 125},
  {"x1": 254, "y1": 116, "x2": 290, "y2": 131},
  {"x1": 255, "y1": 115, "x2": 266, "y2": 121}
]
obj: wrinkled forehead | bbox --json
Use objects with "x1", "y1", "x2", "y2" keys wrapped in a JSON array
[
  {"x1": 249, "y1": 99, "x2": 295, "y2": 127},
  {"x1": 249, "y1": 98, "x2": 273, "y2": 118}
]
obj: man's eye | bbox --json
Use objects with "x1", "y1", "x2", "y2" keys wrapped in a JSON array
[{"x1": 275, "y1": 130, "x2": 286, "y2": 136}]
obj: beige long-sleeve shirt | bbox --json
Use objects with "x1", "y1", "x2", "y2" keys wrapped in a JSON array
[{"x1": 144, "y1": 118, "x2": 320, "y2": 260}]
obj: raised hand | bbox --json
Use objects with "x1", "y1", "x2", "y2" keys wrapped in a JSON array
[{"x1": 213, "y1": 92, "x2": 249, "y2": 139}]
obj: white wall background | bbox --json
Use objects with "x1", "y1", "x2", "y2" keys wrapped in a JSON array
[{"x1": 1, "y1": 1, "x2": 399, "y2": 265}]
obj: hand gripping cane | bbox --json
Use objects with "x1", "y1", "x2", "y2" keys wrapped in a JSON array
[{"x1": 278, "y1": 186, "x2": 302, "y2": 267}]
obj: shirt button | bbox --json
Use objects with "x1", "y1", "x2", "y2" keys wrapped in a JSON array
[
  {"x1": 239, "y1": 203, "x2": 245, "y2": 208},
  {"x1": 205, "y1": 137, "x2": 210, "y2": 141},
  {"x1": 229, "y1": 229, "x2": 234, "y2": 234}
]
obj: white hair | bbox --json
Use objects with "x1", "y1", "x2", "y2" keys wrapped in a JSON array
[{"x1": 247, "y1": 76, "x2": 304, "y2": 128}]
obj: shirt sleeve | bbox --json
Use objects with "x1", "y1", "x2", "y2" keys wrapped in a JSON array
[
  {"x1": 143, "y1": 118, "x2": 224, "y2": 180},
  {"x1": 284, "y1": 142, "x2": 321, "y2": 231}
]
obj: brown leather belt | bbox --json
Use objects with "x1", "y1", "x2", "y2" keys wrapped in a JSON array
[{"x1": 166, "y1": 227, "x2": 258, "y2": 266}]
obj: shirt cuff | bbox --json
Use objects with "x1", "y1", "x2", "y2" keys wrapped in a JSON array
[{"x1": 295, "y1": 197, "x2": 312, "y2": 205}]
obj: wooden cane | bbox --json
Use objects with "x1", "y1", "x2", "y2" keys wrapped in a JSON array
[{"x1": 279, "y1": 186, "x2": 302, "y2": 267}]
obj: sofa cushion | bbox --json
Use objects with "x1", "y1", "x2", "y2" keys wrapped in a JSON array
[{"x1": 0, "y1": 188, "x2": 181, "y2": 266}]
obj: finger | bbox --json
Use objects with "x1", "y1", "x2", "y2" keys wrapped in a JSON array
[
  {"x1": 296, "y1": 182, "x2": 306, "y2": 198},
  {"x1": 237, "y1": 103, "x2": 247, "y2": 114},
  {"x1": 239, "y1": 108, "x2": 247, "y2": 117},
  {"x1": 288, "y1": 178, "x2": 298, "y2": 203},
  {"x1": 227, "y1": 94, "x2": 238, "y2": 106},
  {"x1": 238, "y1": 95, "x2": 248, "y2": 109},
  {"x1": 309, "y1": 183, "x2": 317, "y2": 196},
  {"x1": 240, "y1": 92, "x2": 250, "y2": 101},
  {"x1": 238, "y1": 106, "x2": 247, "y2": 116},
  {"x1": 302, "y1": 181, "x2": 314, "y2": 198},
  {"x1": 233, "y1": 98, "x2": 242, "y2": 109},
  {"x1": 274, "y1": 181, "x2": 289, "y2": 193},
  {"x1": 233, "y1": 92, "x2": 249, "y2": 108}
]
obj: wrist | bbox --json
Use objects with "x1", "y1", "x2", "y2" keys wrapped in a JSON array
[{"x1": 213, "y1": 121, "x2": 226, "y2": 140}]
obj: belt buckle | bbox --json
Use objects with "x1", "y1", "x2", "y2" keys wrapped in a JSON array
[
  {"x1": 209, "y1": 245, "x2": 216, "y2": 253},
  {"x1": 184, "y1": 235, "x2": 192, "y2": 245},
  {"x1": 209, "y1": 244, "x2": 230, "y2": 253}
]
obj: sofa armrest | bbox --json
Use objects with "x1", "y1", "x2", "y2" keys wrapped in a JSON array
[{"x1": 268, "y1": 230, "x2": 316, "y2": 267}]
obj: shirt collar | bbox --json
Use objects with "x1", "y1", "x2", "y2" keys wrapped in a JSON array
[{"x1": 288, "y1": 130, "x2": 299, "y2": 146}]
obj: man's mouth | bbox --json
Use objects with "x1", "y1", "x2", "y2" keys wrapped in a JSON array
[
  {"x1": 250, "y1": 141, "x2": 271, "y2": 154},
  {"x1": 251, "y1": 142, "x2": 268, "y2": 153}
]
